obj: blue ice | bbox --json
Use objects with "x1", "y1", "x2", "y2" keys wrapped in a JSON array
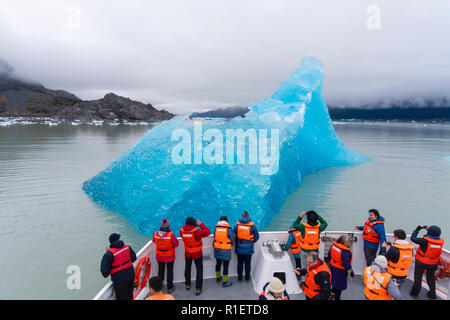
[{"x1": 82, "y1": 57, "x2": 371, "y2": 236}]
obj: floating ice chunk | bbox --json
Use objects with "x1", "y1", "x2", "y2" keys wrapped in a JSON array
[{"x1": 83, "y1": 57, "x2": 371, "y2": 236}]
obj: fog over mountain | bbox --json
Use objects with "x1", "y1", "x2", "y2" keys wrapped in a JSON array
[{"x1": 1, "y1": 1, "x2": 450, "y2": 114}]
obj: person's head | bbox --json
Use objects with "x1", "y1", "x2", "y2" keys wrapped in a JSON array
[
  {"x1": 242, "y1": 211, "x2": 250, "y2": 219},
  {"x1": 393, "y1": 229, "x2": 406, "y2": 241},
  {"x1": 267, "y1": 277, "x2": 284, "y2": 299},
  {"x1": 186, "y1": 216, "x2": 196, "y2": 226},
  {"x1": 368, "y1": 209, "x2": 380, "y2": 220},
  {"x1": 306, "y1": 252, "x2": 320, "y2": 268},
  {"x1": 108, "y1": 233, "x2": 121, "y2": 244},
  {"x1": 373, "y1": 255, "x2": 388, "y2": 270},
  {"x1": 337, "y1": 235, "x2": 351, "y2": 247},
  {"x1": 427, "y1": 225, "x2": 441, "y2": 238},
  {"x1": 160, "y1": 218, "x2": 170, "y2": 231},
  {"x1": 306, "y1": 210, "x2": 318, "y2": 225},
  {"x1": 219, "y1": 216, "x2": 228, "y2": 222},
  {"x1": 148, "y1": 276, "x2": 163, "y2": 295}
]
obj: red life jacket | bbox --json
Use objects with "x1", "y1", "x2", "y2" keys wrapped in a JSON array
[
  {"x1": 180, "y1": 227, "x2": 203, "y2": 254},
  {"x1": 288, "y1": 228, "x2": 302, "y2": 254},
  {"x1": 214, "y1": 223, "x2": 232, "y2": 250},
  {"x1": 415, "y1": 236, "x2": 445, "y2": 265},
  {"x1": 330, "y1": 241, "x2": 353, "y2": 270},
  {"x1": 236, "y1": 221, "x2": 255, "y2": 241},
  {"x1": 108, "y1": 245, "x2": 133, "y2": 275},
  {"x1": 303, "y1": 260, "x2": 331, "y2": 299},
  {"x1": 153, "y1": 231, "x2": 175, "y2": 257},
  {"x1": 362, "y1": 219, "x2": 384, "y2": 244}
]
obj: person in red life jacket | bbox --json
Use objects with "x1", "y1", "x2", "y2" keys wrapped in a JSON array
[
  {"x1": 363, "y1": 255, "x2": 402, "y2": 300},
  {"x1": 354, "y1": 208, "x2": 387, "y2": 266},
  {"x1": 381, "y1": 229, "x2": 413, "y2": 289},
  {"x1": 179, "y1": 216, "x2": 211, "y2": 296},
  {"x1": 326, "y1": 235, "x2": 354, "y2": 300},
  {"x1": 213, "y1": 216, "x2": 235, "y2": 288},
  {"x1": 294, "y1": 252, "x2": 331, "y2": 300},
  {"x1": 100, "y1": 233, "x2": 137, "y2": 300},
  {"x1": 145, "y1": 276, "x2": 175, "y2": 300},
  {"x1": 292, "y1": 210, "x2": 328, "y2": 271},
  {"x1": 152, "y1": 218, "x2": 179, "y2": 293},
  {"x1": 258, "y1": 276, "x2": 290, "y2": 300},
  {"x1": 232, "y1": 211, "x2": 259, "y2": 282},
  {"x1": 410, "y1": 225, "x2": 444, "y2": 299}
]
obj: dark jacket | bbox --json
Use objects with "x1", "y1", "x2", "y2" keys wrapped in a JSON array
[
  {"x1": 213, "y1": 221, "x2": 235, "y2": 261},
  {"x1": 410, "y1": 226, "x2": 442, "y2": 265},
  {"x1": 233, "y1": 217, "x2": 259, "y2": 255},
  {"x1": 100, "y1": 240, "x2": 137, "y2": 284},
  {"x1": 327, "y1": 246, "x2": 353, "y2": 291}
]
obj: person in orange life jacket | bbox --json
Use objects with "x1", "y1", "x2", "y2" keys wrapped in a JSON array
[
  {"x1": 179, "y1": 216, "x2": 211, "y2": 296},
  {"x1": 325, "y1": 235, "x2": 354, "y2": 300},
  {"x1": 354, "y1": 209, "x2": 387, "y2": 266},
  {"x1": 213, "y1": 216, "x2": 235, "y2": 288},
  {"x1": 145, "y1": 276, "x2": 175, "y2": 300},
  {"x1": 363, "y1": 255, "x2": 402, "y2": 300},
  {"x1": 152, "y1": 218, "x2": 179, "y2": 293},
  {"x1": 258, "y1": 276, "x2": 290, "y2": 300},
  {"x1": 282, "y1": 218, "x2": 303, "y2": 280},
  {"x1": 293, "y1": 210, "x2": 328, "y2": 270},
  {"x1": 381, "y1": 229, "x2": 413, "y2": 289},
  {"x1": 100, "y1": 233, "x2": 137, "y2": 300},
  {"x1": 410, "y1": 225, "x2": 444, "y2": 299},
  {"x1": 294, "y1": 252, "x2": 331, "y2": 300},
  {"x1": 233, "y1": 211, "x2": 259, "y2": 282}
]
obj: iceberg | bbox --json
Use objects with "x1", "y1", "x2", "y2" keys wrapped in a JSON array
[
  {"x1": 444, "y1": 156, "x2": 450, "y2": 161},
  {"x1": 82, "y1": 57, "x2": 371, "y2": 236}
]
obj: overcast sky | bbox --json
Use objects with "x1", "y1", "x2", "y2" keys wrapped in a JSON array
[{"x1": 1, "y1": 0, "x2": 450, "y2": 114}]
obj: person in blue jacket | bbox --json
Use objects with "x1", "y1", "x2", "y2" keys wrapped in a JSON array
[
  {"x1": 213, "y1": 216, "x2": 235, "y2": 288},
  {"x1": 233, "y1": 211, "x2": 259, "y2": 282},
  {"x1": 354, "y1": 209, "x2": 386, "y2": 266}
]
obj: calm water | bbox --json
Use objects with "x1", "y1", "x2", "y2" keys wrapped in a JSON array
[{"x1": 1, "y1": 120, "x2": 450, "y2": 299}]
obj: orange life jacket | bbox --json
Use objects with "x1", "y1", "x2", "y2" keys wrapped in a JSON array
[
  {"x1": 415, "y1": 236, "x2": 445, "y2": 265},
  {"x1": 362, "y1": 219, "x2": 384, "y2": 244},
  {"x1": 387, "y1": 242, "x2": 414, "y2": 277},
  {"x1": 288, "y1": 228, "x2": 302, "y2": 254},
  {"x1": 363, "y1": 266, "x2": 392, "y2": 300},
  {"x1": 303, "y1": 260, "x2": 331, "y2": 299},
  {"x1": 329, "y1": 241, "x2": 353, "y2": 270},
  {"x1": 236, "y1": 221, "x2": 255, "y2": 241},
  {"x1": 108, "y1": 245, "x2": 133, "y2": 275},
  {"x1": 145, "y1": 294, "x2": 175, "y2": 300},
  {"x1": 214, "y1": 223, "x2": 232, "y2": 250},
  {"x1": 299, "y1": 222, "x2": 321, "y2": 251},
  {"x1": 180, "y1": 227, "x2": 203, "y2": 254},
  {"x1": 153, "y1": 231, "x2": 175, "y2": 257}
]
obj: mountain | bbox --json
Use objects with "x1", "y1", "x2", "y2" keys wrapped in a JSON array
[
  {"x1": 189, "y1": 106, "x2": 249, "y2": 119},
  {"x1": 0, "y1": 59, "x2": 174, "y2": 122}
]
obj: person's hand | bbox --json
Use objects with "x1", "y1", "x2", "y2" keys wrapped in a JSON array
[
  {"x1": 196, "y1": 220, "x2": 201, "y2": 226},
  {"x1": 293, "y1": 268, "x2": 301, "y2": 276},
  {"x1": 354, "y1": 226, "x2": 360, "y2": 230},
  {"x1": 382, "y1": 241, "x2": 387, "y2": 248},
  {"x1": 349, "y1": 270, "x2": 355, "y2": 278},
  {"x1": 393, "y1": 279, "x2": 399, "y2": 286},
  {"x1": 300, "y1": 281, "x2": 306, "y2": 289},
  {"x1": 300, "y1": 211, "x2": 307, "y2": 218}
]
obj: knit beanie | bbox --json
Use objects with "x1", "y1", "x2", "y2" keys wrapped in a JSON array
[
  {"x1": 109, "y1": 233, "x2": 121, "y2": 244},
  {"x1": 373, "y1": 255, "x2": 388, "y2": 269},
  {"x1": 242, "y1": 211, "x2": 250, "y2": 219},
  {"x1": 427, "y1": 225, "x2": 441, "y2": 237},
  {"x1": 160, "y1": 218, "x2": 170, "y2": 230},
  {"x1": 267, "y1": 277, "x2": 284, "y2": 294}
]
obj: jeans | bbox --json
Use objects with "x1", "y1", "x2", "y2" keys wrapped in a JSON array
[
  {"x1": 185, "y1": 255, "x2": 203, "y2": 290},
  {"x1": 158, "y1": 260, "x2": 174, "y2": 290},
  {"x1": 237, "y1": 254, "x2": 252, "y2": 280}
]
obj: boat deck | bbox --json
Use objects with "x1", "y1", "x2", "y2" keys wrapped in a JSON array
[{"x1": 148, "y1": 275, "x2": 440, "y2": 300}]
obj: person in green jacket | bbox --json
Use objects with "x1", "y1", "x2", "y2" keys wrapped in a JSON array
[{"x1": 293, "y1": 210, "x2": 328, "y2": 272}]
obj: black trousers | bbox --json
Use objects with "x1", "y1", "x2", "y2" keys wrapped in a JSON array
[
  {"x1": 113, "y1": 280, "x2": 134, "y2": 300},
  {"x1": 363, "y1": 245, "x2": 378, "y2": 266},
  {"x1": 237, "y1": 254, "x2": 252, "y2": 280},
  {"x1": 185, "y1": 255, "x2": 203, "y2": 290},
  {"x1": 331, "y1": 287, "x2": 342, "y2": 300},
  {"x1": 158, "y1": 260, "x2": 174, "y2": 290},
  {"x1": 411, "y1": 259, "x2": 437, "y2": 297}
]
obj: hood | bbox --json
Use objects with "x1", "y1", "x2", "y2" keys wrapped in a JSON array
[
  {"x1": 110, "y1": 240, "x2": 125, "y2": 249},
  {"x1": 182, "y1": 224, "x2": 196, "y2": 232}
]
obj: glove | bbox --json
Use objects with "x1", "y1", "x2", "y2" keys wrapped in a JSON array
[{"x1": 349, "y1": 270, "x2": 355, "y2": 278}]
